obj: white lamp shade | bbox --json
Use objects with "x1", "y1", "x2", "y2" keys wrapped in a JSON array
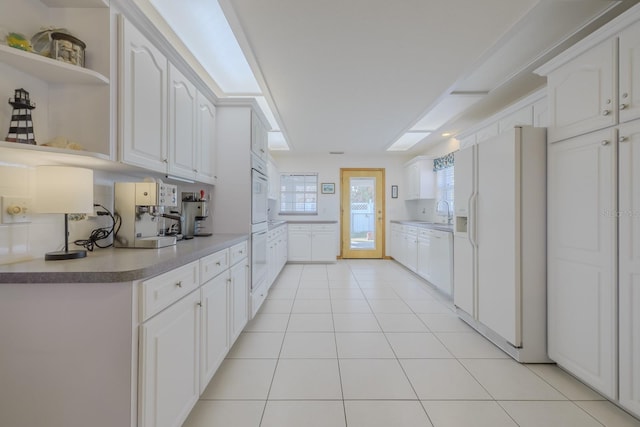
[{"x1": 35, "y1": 166, "x2": 94, "y2": 214}]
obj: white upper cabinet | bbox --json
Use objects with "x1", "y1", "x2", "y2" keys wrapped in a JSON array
[
  {"x1": 168, "y1": 63, "x2": 197, "y2": 179},
  {"x1": 619, "y1": 20, "x2": 640, "y2": 123},
  {"x1": 196, "y1": 94, "x2": 217, "y2": 184},
  {"x1": 251, "y1": 110, "x2": 268, "y2": 161},
  {"x1": 267, "y1": 157, "x2": 279, "y2": 200},
  {"x1": 120, "y1": 16, "x2": 218, "y2": 184},
  {"x1": 545, "y1": 38, "x2": 617, "y2": 142},
  {"x1": 403, "y1": 156, "x2": 435, "y2": 200},
  {"x1": 120, "y1": 17, "x2": 168, "y2": 173}
]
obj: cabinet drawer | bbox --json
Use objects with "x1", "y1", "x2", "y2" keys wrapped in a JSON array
[
  {"x1": 403, "y1": 226, "x2": 418, "y2": 236},
  {"x1": 289, "y1": 224, "x2": 311, "y2": 232},
  {"x1": 200, "y1": 249, "x2": 230, "y2": 284},
  {"x1": 418, "y1": 229, "x2": 431, "y2": 238},
  {"x1": 230, "y1": 241, "x2": 248, "y2": 265},
  {"x1": 140, "y1": 261, "x2": 200, "y2": 321},
  {"x1": 312, "y1": 224, "x2": 336, "y2": 232}
]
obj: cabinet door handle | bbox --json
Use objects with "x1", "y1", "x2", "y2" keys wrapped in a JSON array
[
  {"x1": 216, "y1": 261, "x2": 221, "y2": 266},
  {"x1": 602, "y1": 109, "x2": 611, "y2": 116},
  {"x1": 620, "y1": 103, "x2": 628, "y2": 110},
  {"x1": 601, "y1": 140, "x2": 610, "y2": 146},
  {"x1": 620, "y1": 136, "x2": 628, "y2": 143},
  {"x1": 176, "y1": 281, "x2": 182, "y2": 288},
  {"x1": 197, "y1": 301, "x2": 202, "y2": 307}
]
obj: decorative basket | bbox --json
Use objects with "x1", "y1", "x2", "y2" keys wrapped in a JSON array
[{"x1": 51, "y1": 31, "x2": 85, "y2": 67}]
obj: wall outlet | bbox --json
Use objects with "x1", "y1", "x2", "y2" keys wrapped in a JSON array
[{"x1": 1, "y1": 196, "x2": 32, "y2": 224}]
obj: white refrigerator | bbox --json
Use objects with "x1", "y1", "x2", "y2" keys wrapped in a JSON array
[{"x1": 453, "y1": 126, "x2": 548, "y2": 362}]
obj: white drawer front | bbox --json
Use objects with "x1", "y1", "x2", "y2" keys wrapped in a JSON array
[
  {"x1": 140, "y1": 260, "x2": 199, "y2": 321},
  {"x1": 289, "y1": 224, "x2": 310, "y2": 232},
  {"x1": 312, "y1": 224, "x2": 336, "y2": 232},
  {"x1": 200, "y1": 249, "x2": 230, "y2": 284},
  {"x1": 230, "y1": 241, "x2": 248, "y2": 265}
]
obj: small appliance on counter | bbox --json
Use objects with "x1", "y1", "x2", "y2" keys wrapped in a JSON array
[
  {"x1": 181, "y1": 190, "x2": 212, "y2": 238},
  {"x1": 114, "y1": 181, "x2": 178, "y2": 248}
]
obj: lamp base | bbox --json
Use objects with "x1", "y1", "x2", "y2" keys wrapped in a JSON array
[{"x1": 45, "y1": 249, "x2": 87, "y2": 261}]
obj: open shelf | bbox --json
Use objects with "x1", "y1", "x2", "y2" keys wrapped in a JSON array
[
  {"x1": 0, "y1": 140, "x2": 111, "y2": 167},
  {"x1": 0, "y1": 44, "x2": 109, "y2": 85}
]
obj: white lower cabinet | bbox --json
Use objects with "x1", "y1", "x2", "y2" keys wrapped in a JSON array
[
  {"x1": 547, "y1": 128, "x2": 617, "y2": 398},
  {"x1": 417, "y1": 228, "x2": 453, "y2": 290},
  {"x1": 140, "y1": 291, "x2": 201, "y2": 427},
  {"x1": 139, "y1": 239, "x2": 249, "y2": 427},
  {"x1": 619, "y1": 120, "x2": 640, "y2": 415},
  {"x1": 392, "y1": 223, "x2": 453, "y2": 295},
  {"x1": 267, "y1": 224, "x2": 288, "y2": 288},
  {"x1": 230, "y1": 260, "x2": 249, "y2": 343},
  {"x1": 199, "y1": 272, "x2": 229, "y2": 394},
  {"x1": 402, "y1": 226, "x2": 418, "y2": 272},
  {"x1": 288, "y1": 223, "x2": 337, "y2": 262}
]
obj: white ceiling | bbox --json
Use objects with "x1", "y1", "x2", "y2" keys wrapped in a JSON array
[
  {"x1": 183, "y1": 0, "x2": 636, "y2": 154},
  {"x1": 216, "y1": 0, "x2": 637, "y2": 153}
]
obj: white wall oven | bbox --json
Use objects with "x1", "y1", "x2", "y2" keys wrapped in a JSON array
[
  {"x1": 251, "y1": 154, "x2": 269, "y2": 291},
  {"x1": 251, "y1": 156, "x2": 268, "y2": 226}
]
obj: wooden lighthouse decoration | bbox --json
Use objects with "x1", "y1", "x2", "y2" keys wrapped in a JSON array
[{"x1": 7, "y1": 88, "x2": 36, "y2": 145}]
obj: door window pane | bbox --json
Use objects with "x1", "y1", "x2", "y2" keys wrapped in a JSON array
[{"x1": 350, "y1": 177, "x2": 376, "y2": 250}]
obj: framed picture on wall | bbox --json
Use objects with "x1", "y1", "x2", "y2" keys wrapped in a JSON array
[{"x1": 321, "y1": 183, "x2": 335, "y2": 194}]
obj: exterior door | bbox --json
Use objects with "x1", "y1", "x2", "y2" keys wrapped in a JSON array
[{"x1": 340, "y1": 169, "x2": 384, "y2": 258}]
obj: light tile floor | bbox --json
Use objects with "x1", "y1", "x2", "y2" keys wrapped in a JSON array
[{"x1": 183, "y1": 260, "x2": 640, "y2": 427}]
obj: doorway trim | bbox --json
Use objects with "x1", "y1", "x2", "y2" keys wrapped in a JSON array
[{"x1": 340, "y1": 168, "x2": 385, "y2": 259}]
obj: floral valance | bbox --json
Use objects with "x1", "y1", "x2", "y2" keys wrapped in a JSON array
[{"x1": 433, "y1": 152, "x2": 454, "y2": 171}]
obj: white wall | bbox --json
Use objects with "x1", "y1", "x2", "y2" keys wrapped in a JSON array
[
  {"x1": 0, "y1": 163, "x2": 214, "y2": 265},
  {"x1": 270, "y1": 152, "x2": 411, "y2": 254}
]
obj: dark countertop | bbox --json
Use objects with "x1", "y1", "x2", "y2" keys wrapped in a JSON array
[
  {"x1": 0, "y1": 233, "x2": 249, "y2": 284},
  {"x1": 391, "y1": 220, "x2": 454, "y2": 233}
]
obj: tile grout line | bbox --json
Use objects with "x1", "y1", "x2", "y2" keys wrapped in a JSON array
[{"x1": 257, "y1": 266, "x2": 302, "y2": 427}]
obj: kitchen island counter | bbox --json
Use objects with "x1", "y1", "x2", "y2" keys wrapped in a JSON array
[{"x1": 0, "y1": 233, "x2": 249, "y2": 283}]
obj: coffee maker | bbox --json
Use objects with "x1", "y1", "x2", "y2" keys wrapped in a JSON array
[
  {"x1": 181, "y1": 191, "x2": 212, "y2": 238},
  {"x1": 114, "y1": 181, "x2": 179, "y2": 248}
]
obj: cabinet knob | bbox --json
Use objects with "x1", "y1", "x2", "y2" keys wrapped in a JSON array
[
  {"x1": 176, "y1": 281, "x2": 182, "y2": 288},
  {"x1": 622, "y1": 92, "x2": 629, "y2": 99},
  {"x1": 620, "y1": 103, "x2": 628, "y2": 110},
  {"x1": 601, "y1": 140, "x2": 610, "y2": 146},
  {"x1": 163, "y1": 158, "x2": 168, "y2": 163},
  {"x1": 619, "y1": 136, "x2": 628, "y2": 143},
  {"x1": 197, "y1": 301, "x2": 202, "y2": 307},
  {"x1": 216, "y1": 261, "x2": 221, "y2": 266},
  {"x1": 602, "y1": 109, "x2": 611, "y2": 116}
]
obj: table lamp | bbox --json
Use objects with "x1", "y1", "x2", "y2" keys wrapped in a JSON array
[{"x1": 35, "y1": 166, "x2": 94, "y2": 260}]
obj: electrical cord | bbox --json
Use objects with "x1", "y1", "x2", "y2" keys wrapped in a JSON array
[{"x1": 74, "y1": 204, "x2": 122, "y2": 252}]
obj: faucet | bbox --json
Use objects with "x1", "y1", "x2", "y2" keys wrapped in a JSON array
[{"x1": 436, "y1": 200, "x2": 453, "y2": 224}]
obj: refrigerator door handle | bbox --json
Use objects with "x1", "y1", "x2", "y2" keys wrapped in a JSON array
[{"x1": 469, "y1": 191, "x2": 478, "y2": 248}]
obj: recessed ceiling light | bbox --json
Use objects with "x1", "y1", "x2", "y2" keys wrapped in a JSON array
[{"x1": 442, "y1": 132, "x2": 452, "y2": 137}]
